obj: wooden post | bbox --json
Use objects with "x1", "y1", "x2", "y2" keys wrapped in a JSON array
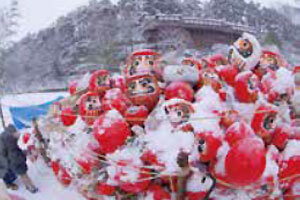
[
  {"x1": 0, "y1": 102, "x2": 6, "y2": 128},
  {"x1": 32, "y1": 118, "x2": 51, "y2": 165},
  {"x1": 176, "y1": 152, "x2": 191, "y2": 200}
]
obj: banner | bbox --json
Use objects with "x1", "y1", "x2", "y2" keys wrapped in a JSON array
[{"x1": 8, "y1": 97, "x2": 63, "y2": 130}]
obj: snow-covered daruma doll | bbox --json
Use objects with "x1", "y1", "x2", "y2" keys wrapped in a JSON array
[
  {"x1": 163, "y1": 65, "x2": 199, "y2": 86},
  {"x1": 253, "y1": 50, "x2": 288, "y2": 80},
  {"x1": 198, "y1": 69, "x2": 222, "y2": 93},
  {"x1": 200, "y1": 57, "x2": 214, "y2": 70},
  {"x1": 124, "y1": 49, "x2": 161, "y2": 78},
  {"x1": 234, "y1": 71, "x2": 260, "y2": 103},
  {"x1": 79, "y1": 92, "x2": 102, "y2": 126},
  {"x1": 88, "y1": 69, "x2": 112, "y2": 96},
  {"x1": 209, "y1": 54, "x2": 228, "y2": 68},
  {"x1": 251, "y1": 103, "x2": 278, "y2": 144},
  {"x1": 125, "y1": 74, "x2": 160, "y2": 112},
  {"x1": 261, "y1": 68, "x2": 295, "y2": 105},
  {"x1": 228, "y1": 32, "x2": 262, "y2": 71},
  {"x1": 260, "y1": 50, "x2": 287, "y2": 71},
  {"x1": 196, "y1": 132, "x2": 222, "y2": 163},
  {"x1": 163, "y1": 99, "x2": 195, "y2": 131},
  {"x1": 181, "y1": 57, "x2": 202, "y2": 71},
  {"x1": 278, "y1": 140, "x2": 300, "y2": 193}
]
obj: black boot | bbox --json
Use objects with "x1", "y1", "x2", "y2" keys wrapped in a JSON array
[
  {"x1": 5, "y1": 183, "x2": 19, "y2": 190},
  {"x1": 25, "y1": 184, "x2": 39, "y2": 193}
]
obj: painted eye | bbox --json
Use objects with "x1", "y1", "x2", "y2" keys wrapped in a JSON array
[
  {"x1": 190, "y1": 63, "x2": 194, "y2": 67},
  {"x1": 147, "y1": 86, "x2": 155, "y2": 93},
  {"x1": 93, "y1": 99, "x2": 97, "y2": 103},
  {"x1": 177, "y1": 111, "x2": 182, "y2": 117},
  {"x1": 199, "y1": 139, "x2": 205, "y2": 145},
  {"x1": 243, "y1": 41, "x2": 249, "y2": 48},
  {"x1": 129, "y1": 82, "x2": 136, "y2": 90},
  {"x1": 149, "y1": 60, "x2": 154, "y2": 65},
  {"x1": 261, "y1": 184, "x2": 268, "y2": 192},
  {"x1": 198, "y1": 139, "x2": 205, "y2": 152},
  {"x1": 165, "y1": 107, "x2": 169, "y2": 114},
  {"x1": 201, "y1": 176, "x2": 207, "y2": 183},
  {"x1": 248, "y1": 80, "x2": 254, "y2": 89},
  {"x1": 87, "y1": 96, "x2": 91, "y2": 102},
  {"x1": 263, "y1": 115, "x2": 276, "y2": 130},
  {"x1": 134, "y1": 61, "x2": 139, "y2": 66}
]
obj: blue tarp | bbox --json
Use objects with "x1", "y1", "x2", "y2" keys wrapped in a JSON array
[{"x1": 8, "y1": 97, "x2": 64, "y2": 130}]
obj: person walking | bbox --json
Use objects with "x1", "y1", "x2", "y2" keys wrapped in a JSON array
[{"x1": 0, "y1": 124, "x2": 38, "y2": 193}]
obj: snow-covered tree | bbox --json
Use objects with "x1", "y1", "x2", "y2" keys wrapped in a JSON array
[{"x1": 0, "y1": 0, "x2": 20, "y2": 93}]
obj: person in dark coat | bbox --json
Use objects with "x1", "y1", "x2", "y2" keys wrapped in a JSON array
[{"x1": 0, "y1": 124, "x2": 38, "y2": 193}]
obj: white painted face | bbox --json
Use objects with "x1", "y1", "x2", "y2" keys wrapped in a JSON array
[
  {"x1": 96, "y1": 74, "x2": 110, "y2": 87},
  {"x1": 127, "y1": 77, "x2": 156, "y2": 97},
  {"x1": 229, "y1": 37, "x2": 253, "y2": 71},
  {"x1": 164, "y1": 104, "x2": 192, "y2": 126},
  {"x1": 247, "y1": 75, "x2": 259, "y2": 92},
  {"x1": 203, "y1": 71, "x2": 219, "y2": 81},
  {"x1": 197, "y1": 138, "x2": 207, "y2": 155},
  {"x1": 263, "y1": 114, "x2": 277, "y2": 131},
  {"x1": 85, "y1": 96, "x2": 101, "y2": 111},
  {"x1": 128, "y1": 55, "x2": 156, "y2": 76}
]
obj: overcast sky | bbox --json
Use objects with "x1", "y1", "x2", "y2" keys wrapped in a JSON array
[{"x1": 0, "y1": 0, "x2": 298, "y2": 40}]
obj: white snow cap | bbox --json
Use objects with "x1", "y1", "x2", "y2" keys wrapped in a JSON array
[
  {"x1": 77, "y1": 72, "x2": 91, "y2": 91},
  {"x1": 282, "y1": 140, "x2": 300, "y2": 161},
  {"x1": 214, "y1": 142, "x2": 230, "y2": 176},
  {"x1": 267, "y1": 67, "x2": 295, "y2": 95},
  {"x1": 191, "y1": 86, "x2": 224, "y2": 134},
  {"x1": 102, "y1": 109, "x2": 124, "y2": 127},
  {"x1": 163, "y1": 65, "x2": 199, "y2": 85},
  {"x1": 262, "y1": 145, "x2": 279, "y2": 178},
  {"x1": 195, "y1": 86, "x2": 222, "y2": 105},
  {"x1": 186, "y1": 172, "x2": 214, "y2": 193},
  {"x1": 106, "y1": 146, "x2": 143, "y2": 184},
  {"x1": 143, "y1": 121, "x2": 195, "y2": 174}
]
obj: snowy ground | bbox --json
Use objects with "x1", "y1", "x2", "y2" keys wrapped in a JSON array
[
  {"x1": 9, "y1": 159, "x2": 85, "y2": 200},
  {"x1": 0, "y1": 92, "x2": 85, "y2": 200}
]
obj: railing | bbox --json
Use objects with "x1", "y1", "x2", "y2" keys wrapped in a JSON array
[{"x1": 143, "y1": 15, "x2": 257, "y2": 34}]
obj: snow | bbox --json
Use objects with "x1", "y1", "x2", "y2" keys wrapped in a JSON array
[
  {"x1": 76, "y1": 72, "x2": 91, "y2": 91},
  {"x1": 186, "y1": 172, "x2": 214, "y2": 192},
  {"x1": 191, "y1": 86, "x2": 224, "y2": 135},
  {"x1": 143, "y1": 119, "x2": 195, "y2": 174},
  {"x1": 214, "y1": 142, "x2": 230, "y2": 176},
  {"x1": 9, "y1": 159, "x2": 85, "y2": 200},
  {"x1": 233, "y1": 102, "x2": 256, "y2": 123},
  {"x1": 106, "y1": 146, "x2": 143, "y2": 184},
  {"x1": 102, "y1": 109, "x2": 123, "y2": 128},
  {"x1": 282, "y1": 140, "x2": 300, "y2": 160},
  {"x1": 163, "y1": 65, "x2": 199, "y2": 85},
  {"x1": 262, "y1": 145, "x2": 279, "y2": 178},
  {"x1": 271, "y1": 68, "x2": 295, "y2": 94}
]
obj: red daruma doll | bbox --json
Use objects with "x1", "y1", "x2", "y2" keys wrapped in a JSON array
[
  {"x1": 79, "y1": 92, "x2": 102, "y2": 126},
  {"x1": 125, "y1": 74, "x2": 160, "y2": 112},
  {"x1": 124, "y1": 49, "x2": 162, "y2": 79}
]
